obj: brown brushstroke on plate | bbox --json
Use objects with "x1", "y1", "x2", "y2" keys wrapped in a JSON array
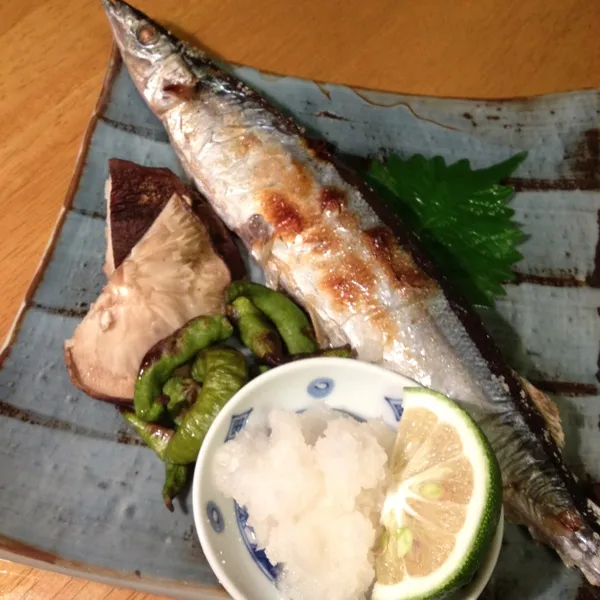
[
  {"x1": 506, "y1": 177, "x2": 600, "y2": 191},
  {"x1": 72, "y1": 208, "x2": 106, "y2": 220},
  {"x1": 315, "y1": 110, "x2": 350, "y2": 122},
  {"x1": 588, "y1": 209, "x2": 600, "y2": 288},
  {"x1": 512, "y1": 272, "x2": 590, "y2": 288},
  {"x1": 507, "y1": 131, "x2": 600, "y2": 193},
  {"x1": 565, "y1": 129, "x2": 600, "y2": 190},
  {"x1": 0, "y1": 399, "x2": 142, "y2": 445},
  {"x1": 99, "y1": 114, "x2": 169, "y2": 142},
  {"x1": 508, "y1": 124, "x2": 600, "y2": 192},
  {"x1": 529, "y1": 380, "x2": 598, "y2": 397},
  {"x1": 32, "y1": 302, "x2": 89, "y2": 319}
]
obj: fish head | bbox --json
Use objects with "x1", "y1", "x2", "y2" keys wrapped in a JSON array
[
  {"x1": 101, "y1": 0, "x2": 187, "y2": 111},
  {"x1": 102, "y1": 0, "x2": 174, "y2": 66}
]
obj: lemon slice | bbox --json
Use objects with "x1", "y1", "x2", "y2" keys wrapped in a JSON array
[{"x1": 372, "y1": 387, "x2": 502, "y2": 600}]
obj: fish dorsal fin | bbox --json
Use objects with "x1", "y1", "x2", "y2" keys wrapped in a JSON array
[{"x1": 520, "y1": 376, "x2": 565, "y2": 450}]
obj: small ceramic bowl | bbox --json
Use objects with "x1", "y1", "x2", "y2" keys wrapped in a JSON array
[{"x1": 193, "y1": 357, "x2": 504, "y2": 600}]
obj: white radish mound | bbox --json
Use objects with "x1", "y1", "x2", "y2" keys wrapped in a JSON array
[{"x1": 213, "y1": 405, "x2": 396, "y2": 600}]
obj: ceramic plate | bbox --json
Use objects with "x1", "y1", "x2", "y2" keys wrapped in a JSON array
[{"x1": 0, "y1": 44, "x2": 598, "y2": 599}]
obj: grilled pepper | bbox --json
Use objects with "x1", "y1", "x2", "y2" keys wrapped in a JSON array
[
  {"x1": 134, "y1": 315, "x2": 233, "y2": 422},
  {"x1": 227, "y1": 296, "x2": 283, "y2": 365},
  {"x1": 162, "y1": 462, "x2": 189, "y2": 512},
  {"x1": 165, "y1": 347, "x2": 248, "y2": 464},
  {"x1": 163, "y1": 376, "x2": 200, "y2": 424},
  {"x1": 226, "y1": 282, "x2": 317, "y2": 354}
]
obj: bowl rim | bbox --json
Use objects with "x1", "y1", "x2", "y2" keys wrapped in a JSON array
[{"x1": 192, "y1": 357, "x2": 504, "y2": 600}]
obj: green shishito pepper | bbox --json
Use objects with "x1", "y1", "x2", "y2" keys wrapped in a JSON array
[
  {"x1": 227, "y1": 296, "x2": 284, "y2": 365},
  {"x1": 226, "y1": 282, "x2": 317, "y2": 355},
  {"x1": 162, "y1": 462, "x2": 189, "y2": 512},
  {"x1": 165, "y1": 347, "x2": 248, "y2": 464},
  {"x1": 163, "y1": 376, "x2": 200, "y2": 424},
  {"x1": 121, "y1": 410, "x2": 174, "y2": 459},
  {"x1": 134, "y1": 315, "x2": 233, "y2": 422},
  {"x1": 121, "y1": 411, "x2": 190, "y2": 510},
  {"x1": 285, "y1": 345, "x2": 354, "y2": 362}
]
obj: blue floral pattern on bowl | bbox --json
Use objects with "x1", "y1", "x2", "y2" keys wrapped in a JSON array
[
  {"x1": 385, "y1": 396, "x2": 404, "y2": 421},
  {"x1": 307, "y1": 377, "x2": 334, "y2": 398},
  {"x1": 206, "y1": 501, "x2": 225, "y2": 533},
  {"x1": 225, "y1": 408, "x2": 253, "y2": 442},
  {"x1": 235, "y1": 503, "x2": 281, "y2": 582}
]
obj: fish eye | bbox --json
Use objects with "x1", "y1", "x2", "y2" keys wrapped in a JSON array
[{"x1": 136, "y1": 23, "x2": 158, "y2": 46}]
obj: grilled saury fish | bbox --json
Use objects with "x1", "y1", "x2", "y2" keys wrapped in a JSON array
[{"x1": 102, "y1": 0, "x2": 600, "y2": 584}]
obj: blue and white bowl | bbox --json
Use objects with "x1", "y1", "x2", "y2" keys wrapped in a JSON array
[{"x1": 192, "y1": 357, "x2": 503, "y2": 600}]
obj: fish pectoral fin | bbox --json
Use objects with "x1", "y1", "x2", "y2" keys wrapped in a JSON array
[
  {"x1": 162, "y1": 82, "x2": 199, "y2": 101},
  {"x1": 520, "y1": 376, "x2": 565, "y2": 450}
]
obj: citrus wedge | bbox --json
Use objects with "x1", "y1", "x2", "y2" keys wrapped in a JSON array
[{"x1": 372, "y1": 387, "x2": 502, "y2": 600}]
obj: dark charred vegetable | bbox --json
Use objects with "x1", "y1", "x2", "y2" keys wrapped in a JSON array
[
  {"x1": 165, "y1": 348, "x2": 248, "y2": 464},
  {"x1": 121, "y1": 410, "x2": 174, "y2": 459},
  {"x1": 134, "y1": 315, "x2": 233, "y2": 422},
  {"x1": 226, "y1": 282, "x2": 317, "y2": 354},
  {"x1": 162, "y1": 462, "x2": 189, "y2": 512},
  {"x1": 227, "y1": 296, "x2": 283, "y2": 365},
  {"x1": 163, "y1": 376, "x2": 200, "y2": 423}
]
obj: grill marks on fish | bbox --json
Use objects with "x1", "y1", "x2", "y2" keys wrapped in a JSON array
[
  {"x1": 258, "y1": 155, "x2": 318, "y2": 239},
  {"x1": 262, "y1": 191, "x2": 305, "y2": 239},
  {"x1": 363, "y1": 226, "x2": 435, "y2": 293},
  {"x1": 320, "y1": 186, "x2": 346, "y2": 213},
  {"x1": 257, "y1": 153, "x2": 434, "y2": 318},
  {"x1": 321, "y1": 255, "x2": 378, "y2": 312}
]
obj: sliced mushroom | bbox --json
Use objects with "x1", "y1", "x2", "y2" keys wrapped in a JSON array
[
  {"x1": 104, "y1": 158, "x2": 245, "y2": 279},
  {"x1": 65, "y1": 193, "x2": 232, "y2": 402}
]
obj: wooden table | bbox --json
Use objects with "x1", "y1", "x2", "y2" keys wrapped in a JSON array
[{"x1": 1, "y1": 0, "x2": 599, "y2": 597}]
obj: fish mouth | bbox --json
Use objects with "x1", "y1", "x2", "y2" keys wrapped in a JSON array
[
  {"x1": 101, "y1": 0, "x2": 141, "y2": 20},
  {"x1": 101, "y1": 0, "x2": 180, "y2": 56},
  {"x1": 101, "y1": 0, "x2": 154, "y2": 41},
  {"x1": 101, "y1": 0, "x2": 131, "y2": 45},
  {"x1": 101, "y1": 0, "x2": 164, "y2": 32}
]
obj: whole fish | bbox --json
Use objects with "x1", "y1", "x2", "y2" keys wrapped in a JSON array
[{"x1": 102, "y1": 0, "x2": 600, "y2": 584}]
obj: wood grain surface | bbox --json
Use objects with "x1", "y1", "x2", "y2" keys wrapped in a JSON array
[{"x1": 1, "y1": 0, "x2": 599, "y2": 598}]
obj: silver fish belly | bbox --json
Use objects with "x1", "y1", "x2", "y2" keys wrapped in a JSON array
[{"x1": 102, "y1": 0, "x2": 600, "y2": 584}]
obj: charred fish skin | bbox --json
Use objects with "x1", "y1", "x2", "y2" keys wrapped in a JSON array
[{"x1": 102, "y1": 0, "x2": 600, "y2": 584}]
